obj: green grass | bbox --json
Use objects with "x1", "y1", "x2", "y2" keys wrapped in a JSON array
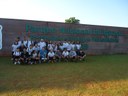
[{"x1": 0, "y1": 55, "x2": 128, "y2": 96}]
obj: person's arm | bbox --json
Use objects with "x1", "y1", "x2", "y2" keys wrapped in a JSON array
[
  {"x1": 47, "y1": 52, "x2": 50, "y2": 59},
  {"x1": 82, "y1": 52, "x2": 86, "y2": 58},
  {"x1": 67, "y1": 52, "x2": 69, "y2": 56},
  {"x1": 13, "y1": 52, "x2": 16, "y2": 56}
]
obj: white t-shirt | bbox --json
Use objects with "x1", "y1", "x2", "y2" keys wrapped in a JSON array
[
  {"x1": 12, "y1": 44, "x2": 18, "y2": 52},
  {"x1": 59, "y1": 45, "x2": 64, "y2": 50},
  {"x1": 48, "y1": 52, "x2": 55, "y2": 57},
  {"x1": 23, "y1": 40, "x2": 28, "y2": 47},
  {"x1": 54, "y1": 45, "x2": 58, "y2": 52},
  {"x1": 48, "y1": 44, "x2": 53, "y2": 50},
  {"x1": 76, "y1": 44, "x2": 81, "y2": 50},
  {"x1": 27, "y1": 47, "x2": 34, "y2": 55},
  {"x1": 38, "y1": 42, "x2": 46, "y2": 49},
  {"x1": 71, "y1": 44, "x2": 75, "y2": 50},
  {"x1": 27, "y1": 40, "x2": 33, "y2": 48},
  {"x1": 13, "y1": 51, "x2": 21, "y2": 56},
  {"x1": 69, "y1": 51, "x2": 77, "y2": 57},
  {"x1": 62, "y1": 51, "x2": 69, "y2": 57},
  {"x1": 33, "y1": 46, "x2": 40, "y2": 52},
  {"x1": 32, "y1": 53, "x2": 38, "y2": 58},
  {"x1": 63, "y1": 42, "x2": 69, "y2": 49},
  {"x1": 67, "y1": 44, "x2": 72, "y2": 51},
  {"x1": 17, "y1": 41, "x2": 22, "y2": 47}
]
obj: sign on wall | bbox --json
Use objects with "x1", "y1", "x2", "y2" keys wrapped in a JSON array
[
  {"x1": 0, "y1": 18, "x2": 128, "y2": 56},
  {"x1": 0, "y1": 25, "x2": 2, "y2": 50}
]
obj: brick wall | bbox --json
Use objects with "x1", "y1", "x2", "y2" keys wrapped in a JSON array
[{"x1": 0, "y1": 18, "x2": 128, "y2": 56}]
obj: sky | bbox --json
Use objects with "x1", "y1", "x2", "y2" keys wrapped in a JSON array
[{"x1": 0, "y1": 0, "x2": 128, "y2": 27}]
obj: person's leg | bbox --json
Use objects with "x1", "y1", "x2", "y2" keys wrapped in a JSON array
[
  {"x1": 31, "y1": 58, "x2": 34, "y2": 64},
  {"x1": 76, "y1": 56, "x2": 79, "y2": 61},
  {"x1": 15, "y1": 58, "x2": 18, "y2": 64},
  {"x1": 48, "y1": 57, "x2": 51, "y2": 63},
  {"x1": 82, "y1": 55, "x2": 86, "y2": 61},
  {"x1": 52, "y1": 57, "x2": 56, "y2": 63},
  {"x1": 72, "y1": 56, "x2": 77, "y2": 62},
  {"x1": 62, "y1": 56, "x2": 65, "y2": 62},
  {"x1": 29, "y1": 58, "x2": 33, "y2": 64},
  {"x1": 25, "y1": 58, "x2": 29, "y2": 64},
  {"x1": 69, "y1": 57, "x2": 73, "y2": 62},
  {"x1": 66, "y1": 56, "x2": 69, "y2": 62},
  {"x1": 49, "y1": 57, "x2": 54, "y2": 63},
  {"x1": 13, "y1": 56, "x2": 17, "y2": 64},
  {"x1": 61, "y1": 56, "x2": 64, "y2": 62},
  {"x1": 36, "y1": 57, "x2": 39, "y2": 64},
  {"x1": 79, "y1": 56, "x2": 83, "y2": 61},
  {"x1": 28, "y1": 55, "x2": 32, "y2": 64},
  {"x1": 33, "y1": 58, "x2": 36, "y2": 64},
  {"x1": 74, "y1": 56, "x2": 77, "y2": 61},
  {"x1": 14, "y1": 56, "x2": 20, "y2": 64},
  {"x1": 13, "y1": 56, "x2": 15, "y2": 64},
  {"x1": 63, "y1": 56, "x2": 67, "y2": 62},
  {"x1": 11, "y1": 51, "x2": 14, "y2": 60},
  {"x1": 50, "y1": 57, "x2": 54, "y2": 63},
  {"x1": 55, "y1": 56, "x2": 58, "y2": 62},
  {"x1": 20, "y1": 58, "x2": 23, "y2": 64},
  {"x1": 17, "y1": 57, "x2": 21, "y2": 64},
  {"x1": 51, "y1": 56, "x2": 55, "y2": 63},
  {"x1": 25, "y1": 58, "x2": 28, "y2": 64}
]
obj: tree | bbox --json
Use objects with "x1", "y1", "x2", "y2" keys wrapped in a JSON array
[{"x1": 65, "y1": 17, "x2": 80, "y2": 24}]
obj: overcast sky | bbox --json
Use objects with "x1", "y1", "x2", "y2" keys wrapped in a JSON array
[{"x1": 0, "y1": 0, "x2": 128, "y2": 27}]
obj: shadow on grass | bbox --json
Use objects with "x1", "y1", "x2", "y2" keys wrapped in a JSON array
[{"x1": 0, "y1": 55, "x2": 128, "y2": 94}]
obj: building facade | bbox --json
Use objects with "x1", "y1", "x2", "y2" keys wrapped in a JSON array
[{"x1": 0, "y1": 18, "x2": 128, "y2": 56}]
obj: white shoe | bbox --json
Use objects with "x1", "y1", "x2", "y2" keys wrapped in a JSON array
[{"x1": 14, "y1": 62, "x2": 17, "y2": 65}]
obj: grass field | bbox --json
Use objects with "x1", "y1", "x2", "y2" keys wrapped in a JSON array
[{"x1": 0, "y1": 55, "x2": 128, "y2": 96}]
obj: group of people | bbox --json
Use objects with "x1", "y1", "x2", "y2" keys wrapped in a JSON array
[{"x1": 12, "y1": 36, "x2": 86, "y2": 64}]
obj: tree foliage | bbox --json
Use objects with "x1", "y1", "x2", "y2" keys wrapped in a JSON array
[{"x1": 65, "y1": 17, "x2": 80, "y2": 24}]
